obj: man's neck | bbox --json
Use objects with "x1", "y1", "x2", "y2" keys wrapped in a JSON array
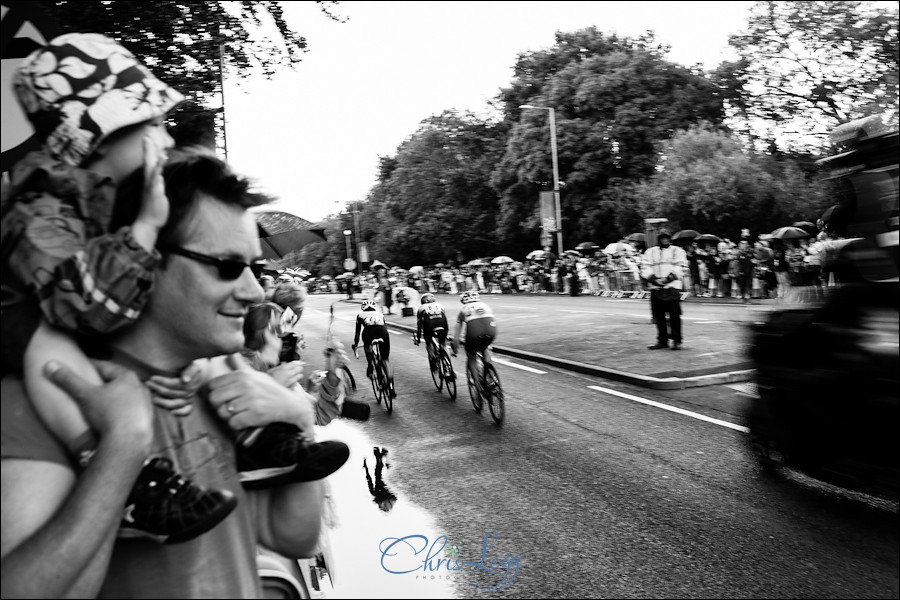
[{"x1": 107, "y1": 322, "x2": 196, "y2": 376}]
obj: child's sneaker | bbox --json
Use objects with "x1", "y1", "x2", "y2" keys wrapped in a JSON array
[
  {"x1": 119, "y1": 457, "x2": 237, "y2": 545},
  {"x1": 292, "y1": 438, "x2": 350, "y2": 482},
  {"x1": 237, "y1": 423, "x2": 350, "y2": 488}
]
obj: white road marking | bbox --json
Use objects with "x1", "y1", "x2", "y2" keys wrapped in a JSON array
[
  {"x1": 588, "y1": 385, "x2": 750, "y2": 433},
  {"x1": 694, "y1": 320, "x2": 723, "y2": 324},
  {"x1": 493, "y1": 358, "x2": 547, "y2": 374},
  {"x1": 388, "y1": 329, "x2": 405, "y2": 335}
]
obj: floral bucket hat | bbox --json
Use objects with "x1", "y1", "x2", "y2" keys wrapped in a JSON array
[{"x1": 13, "y1": 32, "x2": 184, "y2": 167}]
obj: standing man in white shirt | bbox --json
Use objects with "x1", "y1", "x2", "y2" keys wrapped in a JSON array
[{"x1": 641, "y1": 230, "x2": 689, "y2": 350}]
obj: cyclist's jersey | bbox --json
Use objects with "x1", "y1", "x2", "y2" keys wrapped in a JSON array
[
  {"x1": 417, "y1": 302, "x2": 448, "y2": 340},
  {"x1": 354, "y1": 310, "x2": 390, "y2": 358},
  {"x1": 457, "y1": 301, "x2": 497, "y2": 354},
  {"x1": 456, "y1": 300, "x2": 494, "y2": 324}
]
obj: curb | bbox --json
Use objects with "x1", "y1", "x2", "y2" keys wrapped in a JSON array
[{"x1": 381, "y1": 319, "x2": 754, "y2": 390}]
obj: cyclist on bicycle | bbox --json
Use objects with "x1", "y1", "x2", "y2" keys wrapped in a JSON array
[
  {"x1": 352, "y1": 299, "x2": 396, "y2": 398},
  {"x1": 451, "y1": 291, "x2": 498, "y2": 388},
  {"x1": 413, "y1": 293, "x2": 449, "y2": 364}
]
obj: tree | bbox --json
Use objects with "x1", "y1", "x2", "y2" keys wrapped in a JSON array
[
  {"x1": 362, "y1": 111, "x2": 508, "y2": 267},
  {"x1": 717, "y1": 0, "x2": 899, "y2": 150},
  {"x1": 41, "y1": 1, "x2": 346, "y2": 144},
  {"x1": 632, "y1": 124, "x2": 830, "y2": 239},
  {"x1": 492, "y1": 28, "x2": 725, "y2": 252}
]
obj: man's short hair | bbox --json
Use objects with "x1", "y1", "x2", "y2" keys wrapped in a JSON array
[
  {"x1": 110, "y1": 146, "x2": 266, "y2": 249},
  {"x1": 158, "y1": 147, "x2": 266, "y2": 249}
]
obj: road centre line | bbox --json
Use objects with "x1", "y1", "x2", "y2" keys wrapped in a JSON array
[
  {"x1": 587, "y1": 385, "x2": 750, "y2": 433},
  {"x1": 493, "y1": 358, "x2": 547, "y2": 374}
]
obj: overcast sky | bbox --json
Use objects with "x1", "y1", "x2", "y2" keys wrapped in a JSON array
[{"x1": 223, "y1": 1, "x2": 759, "y2": 223}]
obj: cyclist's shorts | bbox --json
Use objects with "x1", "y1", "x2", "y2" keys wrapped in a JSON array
[
  {"x1": 464, "y1": 317, "x2": 496, "y2": 355},
  {"x1": 362, "y1": 324, "x2": 391, "y2": 359},
  {"x1": 422, "y1": 317, "x2": 448, "y2": 345}
]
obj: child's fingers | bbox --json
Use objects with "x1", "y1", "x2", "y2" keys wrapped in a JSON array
[
  {"x1": 145, "y1": 377, "x2": 193, "y2": 398},
  {"x1": 152, "y1": 394, "x2": 193, "y2": 414}
]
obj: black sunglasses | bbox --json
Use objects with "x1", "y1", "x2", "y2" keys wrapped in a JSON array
[{"x1": 161, "y1": 246, "x2": 265, "y2": 280}]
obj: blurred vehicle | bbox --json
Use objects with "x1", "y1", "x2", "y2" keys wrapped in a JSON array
[{"x1": 746, "y1": 116, "x2": 899, "y2": 499}]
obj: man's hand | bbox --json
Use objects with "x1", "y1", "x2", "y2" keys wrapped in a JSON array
[
  {"x1": 43, "y1": 359, "x2": 154, "y2": 451},
  {"x1": 646, "y1": 274, "x2": 659, "y2": 285},
  {"x1": 207, "y1": 353, "x2": 316, "y2": 432}
]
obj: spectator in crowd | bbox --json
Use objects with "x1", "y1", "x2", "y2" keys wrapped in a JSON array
[
  {"x1": 2, "y1": 148, "x2": 333, "y2": 597},
  {"x1": 641, "y1": 230, "x2": 688, "y2": 350},
  {"x1": 735, "y1": 240, "x2": 755, "y2": 302},
  {"x1": 260, "y1": 274, "x2": 277, "y2": 301},
  {"x1": 272, "y1": 281, "x2": 308, "y2": 363}
]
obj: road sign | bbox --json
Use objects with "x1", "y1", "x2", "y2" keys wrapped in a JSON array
[{"x1": 343, "y1": 258, "x2": 357, "y2": 271}]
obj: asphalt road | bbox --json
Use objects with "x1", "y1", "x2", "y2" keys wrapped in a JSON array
[{"x1": 299, "y1": 294, "x2": 898, "y2": 599}]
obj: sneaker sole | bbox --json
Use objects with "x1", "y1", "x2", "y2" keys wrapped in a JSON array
[
  {"x1": 239, "y1": 465, "x2": 297, "y2": 484},
  {"x1": 292, "y1": 444, "x2": 351, "y2": 482},
  {"x1": 119, "y1": 492, "x2": 239, "y2": 545}
]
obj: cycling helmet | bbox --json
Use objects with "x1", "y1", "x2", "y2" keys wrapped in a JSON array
[
  {"x1": 361, "y1": 299, "x2": 377, "y2": 311},
  {"x1": 460, "y1": 290, "x2": 480, "y2": 304},
  {"x1": 420, "y1": 293, "x2": 436, "y2": 304}
]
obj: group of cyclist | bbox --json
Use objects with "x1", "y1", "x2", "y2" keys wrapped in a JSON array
[{"x1": 351, "y1": 290, "x2": 498, "y2": 402}]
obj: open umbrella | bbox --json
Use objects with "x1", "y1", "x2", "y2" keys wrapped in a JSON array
[
  {"x1": 696, "y1": 233, "x2": 722, "y2": 243},
  {"x1": 625, "y1": 232, "x2": 646, "y2": 243},
  {"x1": 466, "y1": 258, "x2": 491, "y2": 267},
  {"x1": 575, "y1": 241, "x2": 599, "y2": 252},
  {"x1": 603, "y1": 242, "x2": 634, "y2": 255},
  {"x1": 563, "y1": 249, "x2": 583, "y2": 258},
  {"x1": 671, "y1": 229, "x2": 700, "y2": 246},
  {"x1": 791, "y1": 221, "x2": 819, "y2": 236},
  {"x1": 526, "y1": 250, "x2": 557, "y2": 261},
  {"x1": 370, "y1": 260, "x2": 388, "y2": 270},
  {"x1": 770, "y1": 226, "x2": 810, "y2": 240},
  {"x1": 255, "y1": 210, "x2": 327, "y2": 259},
  {"x1": 491, "y1": 256, "x2": 514, "y2": 264},
  {"x1": 408, "y1": 265, "x2": 425, "y2": 274}
]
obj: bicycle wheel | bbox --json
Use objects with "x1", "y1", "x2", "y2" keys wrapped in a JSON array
[
  {"x1": 440, "y1": 349, "x2": 456, "y2": 401},
  {"x1": 370, "y1": 364, "x2": 381, "y2": 404},
  {"x1": 341, "y1": 365, "x2": 357, "y2": 397},
  {"x1": 467, "y1": 365, "x2": 482, "y2": 413},
  {"x1": 484, "y1": 363, "x2": 504, "y2": 426},
  {"x1": 380, "y1": 362, "x2": 392, "y2": 415},
  {"x1": 429, "y1": 345, "x2": 443, "y2": 392}
]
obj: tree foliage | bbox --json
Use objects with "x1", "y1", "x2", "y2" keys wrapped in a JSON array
[
  {"x1": 633, "y1": 125, "x2": 830, "y2": 239},
  {"x1": 359, "y1": 111, "x2": 508, "y2": 267},
  {"x1": 40, "y1": 1, "x2": 345, "y2": 144},
  {"x1": 717, "y1": 0, "x2": 899, "y2": 149},
  {"x1": 492, "y1": 28, "x2": 725, "y2": 255}
]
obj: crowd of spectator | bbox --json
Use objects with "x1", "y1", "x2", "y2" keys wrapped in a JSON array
[{"x1": 293, "y1": 229, "x2": 843, "y2": 305}]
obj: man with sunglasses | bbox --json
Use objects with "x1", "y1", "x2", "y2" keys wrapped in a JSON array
[{"x1": 2, "y1": 148, "x2": 333, "y2": 597}]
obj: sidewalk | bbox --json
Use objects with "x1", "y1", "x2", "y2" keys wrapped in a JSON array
[{"x1": 336, "y1": 292, "x2": 788, "y2": 390}]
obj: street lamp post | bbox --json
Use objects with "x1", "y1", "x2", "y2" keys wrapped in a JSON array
[
  {"x1": 342, "y1": 229, "x2": 353, "y2": 263},
  {"x1": 519, "y1": 104, "x2": 563, "y2": 256}
]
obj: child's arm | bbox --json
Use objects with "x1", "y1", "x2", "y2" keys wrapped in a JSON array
[
  {"x1": 5, "y1": 136, "x2": 168, "y2": 337},
  {"x1": 4, "y1": 197, "x2": 159, "y2": 337}
]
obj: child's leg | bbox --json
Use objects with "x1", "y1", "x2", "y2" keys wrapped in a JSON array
[{"x1": 24, "y1": 321, "x2": 99, "y2": 465}]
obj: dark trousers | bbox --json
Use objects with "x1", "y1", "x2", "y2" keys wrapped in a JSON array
[{"x1": 650, "y1": 295, "x2": 682, "y2": 344}]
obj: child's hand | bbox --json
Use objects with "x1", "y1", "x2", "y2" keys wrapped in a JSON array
[{"x1": 146, "y1": 361, "x2": 204, "y2": 416}]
